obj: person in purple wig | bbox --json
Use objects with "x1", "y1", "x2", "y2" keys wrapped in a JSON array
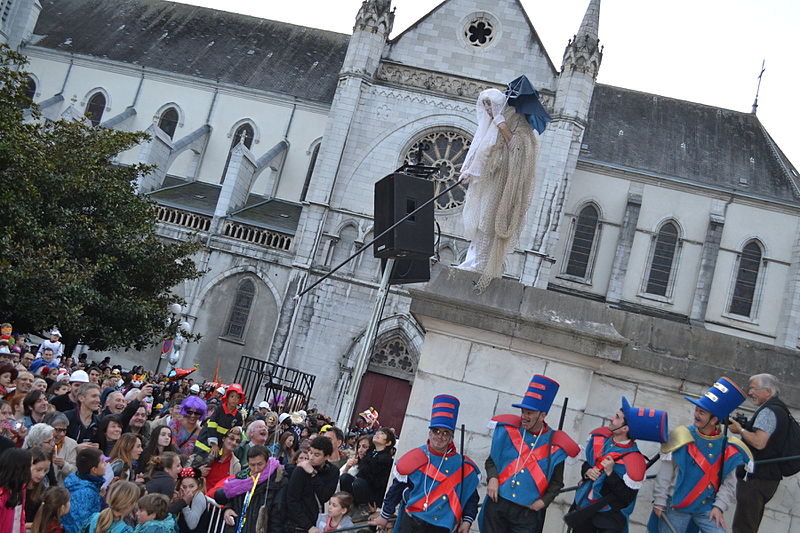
[{"x1": 169, "y1": 395, "x2": 207, "y2": 455}]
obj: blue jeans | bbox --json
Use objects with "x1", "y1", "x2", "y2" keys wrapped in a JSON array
[{"x1": 659, "y1": 506, "x2": 727, "y2": 533}]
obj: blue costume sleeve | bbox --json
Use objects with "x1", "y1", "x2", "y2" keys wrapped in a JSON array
[{"x1": 380, "y1": 478, "x2": 410, "y2": 520}]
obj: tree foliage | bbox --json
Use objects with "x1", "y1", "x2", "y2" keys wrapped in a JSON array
[{"x1": 0, "y1": 46, "x2": 202, "y2": 350}]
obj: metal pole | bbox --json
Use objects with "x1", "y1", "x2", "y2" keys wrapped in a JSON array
[{"x1": 337, "y1": 258, "x2": 395, "y2": 428}]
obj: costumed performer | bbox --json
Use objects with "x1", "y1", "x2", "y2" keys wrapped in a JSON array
[
  {"x1": 650, "y1": 377, "x2": 752, "y2": 533},
  {"x1": 457, "y1": 85, "x2": 539, "y2": 291},
  {"x1": 480, "y1": 374, "x2": 579, "y2": 533},
  {"x1": 569, "y1": 397, "x2": 668, "y2": 533},
  {"x1": 371, "y1": 394, "x2": 480, "y2": 533}
]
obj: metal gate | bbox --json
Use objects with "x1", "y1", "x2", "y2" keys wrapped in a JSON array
[{"x1": 233, "y1": 355, "x2": 315, "y2": 412}]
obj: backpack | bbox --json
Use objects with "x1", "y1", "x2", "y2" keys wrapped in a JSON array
[{"x1": 778, "y1": 405, "x2": 800, "y2": 477}]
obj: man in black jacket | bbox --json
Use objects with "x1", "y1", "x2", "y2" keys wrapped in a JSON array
[
  {"x1": 215, "y1": 445, "x2": 285, "y2": 533},
  {"x1": 286, "y1": 436, "x2": 339, "y2": 532},
  {"x1": 728, "y1": 373, "x2": 790, "y2": 533}
]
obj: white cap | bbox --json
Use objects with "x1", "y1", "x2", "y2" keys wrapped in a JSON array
[
  {"x1": 189, "y1": 384, "x2": 200, "y2": 394},
  {"x1": 216, "y1": 387, "x2": 225, "y2": 395},
  {"x1": 69, "y1": 370, "x2": 89, "y2": 383},
  {"x1": 258, "y1": 401, "x2": 270, "y2": 409},
  {"x1": 50, "y1": 329, "x2": 61, "y2": 337},
  {"x1": 278, "y1": 413, "x2": 290, "y2": 424}
]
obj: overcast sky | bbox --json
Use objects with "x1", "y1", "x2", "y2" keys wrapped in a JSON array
[{"x1": 179, "y1": 0, "x2": 799, "y2": 169}]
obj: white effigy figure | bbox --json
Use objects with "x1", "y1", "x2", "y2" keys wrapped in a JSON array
[{"x1": 457, "y1": 87, "x2": 539, "y2": 290}]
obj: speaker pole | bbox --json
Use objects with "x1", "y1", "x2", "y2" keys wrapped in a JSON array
[
  {"x1": 294, "y1": 179, "x2": 462, "y2": 301},
  {"x1": 336, "y1": 257, "x2": 395, "y2": 429}
]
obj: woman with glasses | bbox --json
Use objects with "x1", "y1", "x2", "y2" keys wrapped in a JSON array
[
  {"x1": 23, "y1": 424, "x2": 58, "y2": 488},
  {"x1": 204, "y1": 426, "x2": 243, "y2": 496},
  {"x1": 43, "y1": 412, "x2": 78, "y2": 484},
  {"x1": 169, "y1": 396, "x2": 206, "y2": 456}
]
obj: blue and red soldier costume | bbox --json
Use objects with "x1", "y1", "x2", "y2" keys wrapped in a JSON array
[
  {"x1": 379, "y1": 395, "x2": 480, "y2": 533},
  {"x1": 571, "y1": 397, "x2": 668, "y2": 533},
  {"x1": 650, "y1": 377, "x2": 753, "y2": 533},
  {"x1": 480, "y1": 375, "x2": 580, "y2": 533}
]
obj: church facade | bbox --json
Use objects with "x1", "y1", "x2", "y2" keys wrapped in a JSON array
[{"x1": 4, "y1": 0, "x2": 799, "y2": 425}]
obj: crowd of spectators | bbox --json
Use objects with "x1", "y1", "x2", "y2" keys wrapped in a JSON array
[{"x1": 0, "y1": 327, "x2": 397, "y2": 533}]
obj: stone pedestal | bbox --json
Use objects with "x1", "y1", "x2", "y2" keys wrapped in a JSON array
[{"x1": 400, "y1": 266, "x2": 800, "y2": 532}]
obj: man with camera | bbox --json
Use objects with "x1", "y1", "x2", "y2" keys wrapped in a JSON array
[{"x1": 727, "y1": 374, "x2": 790, "y2": 533}]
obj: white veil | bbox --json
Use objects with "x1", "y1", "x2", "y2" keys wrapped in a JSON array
[{"x1": 459, "y1": 88, "x2": 506, "y2": 181}]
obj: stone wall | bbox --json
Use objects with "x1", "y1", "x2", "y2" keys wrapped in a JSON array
[{"x1": 401, "y1": 266, "x2": 800, "y2": 532}]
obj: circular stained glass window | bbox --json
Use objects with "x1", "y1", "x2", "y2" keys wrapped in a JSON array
[
  {"x1": 465, "y1": 17, "x2": 494, "y2": 47},
  {"x1": 403, "y1": 130, "x2": 472, "y2": 211}
]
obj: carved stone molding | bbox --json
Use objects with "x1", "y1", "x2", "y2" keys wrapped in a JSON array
[{"x1": 376, "y1": 62, "x2": 555, "y2": 111}]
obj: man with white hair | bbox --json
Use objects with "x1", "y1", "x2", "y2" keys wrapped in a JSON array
[
  {"x1": 728, "y1": 373, "x2": 791, "y2": 533},
  {"x1": 234, "y1": 419, "x2": 269, "y2": 464},
  {"x1": 102, "y1": 391, "x2": 127, "y2": 415}
]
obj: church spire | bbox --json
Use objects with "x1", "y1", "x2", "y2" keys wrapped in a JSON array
[
  {"x1": 354, "y1": 0, "x2": 394, "y2": 36},
  {"x1": 561, "y1": 0, "x2": 603, "y2": 79}
]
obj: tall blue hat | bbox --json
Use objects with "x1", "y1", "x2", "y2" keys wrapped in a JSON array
[
  {"x1": 430, "y1": 394, "x2": 459, "y2": 432},
  {"x1": 621, "y1": 397, "x2": 669, "y2": 443},
  {"x1": 685, "y1": 376, "x2": 746, "y2": 421},
  {"x1": 512, "y1": 375, "x2": 559, "y2": 413}
]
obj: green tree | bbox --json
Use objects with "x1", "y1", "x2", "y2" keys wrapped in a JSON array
[{"x1": 0, "y1": 46, "x2": 202, "y2": 350}]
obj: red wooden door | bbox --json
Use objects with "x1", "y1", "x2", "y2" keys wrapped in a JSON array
[{"x1": 353, "y1": 371, "x2": 412, "y2": 436}]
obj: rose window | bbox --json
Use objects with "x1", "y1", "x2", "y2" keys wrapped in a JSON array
[
  {"x1": 403, "y1": 130, "x2": 472, "y2": 211},
  {"x1": 465, "y1": 18, "x2": 494, "y2": 47}
]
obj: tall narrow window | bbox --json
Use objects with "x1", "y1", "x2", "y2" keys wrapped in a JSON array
[
  {"x1": 565, "y1": 205, "x2": 599, "y2": 278},
  {"x1": 300, "y1": 143, "x2": 320, "y2": 202},
  {"x1": 645, "y1": 222, "x2": 679, "y2": 296},
  {"x1": 221, "y1": 123, "x2": 255, "y2": 183},
  {"x1": 23, "y1": 76, "x2": 36, "y2": 101},
  {"x1": 729, "y1": 240, "x2": 763, "y2": 317},
  {"x1": 85, "y1": 92, "x2": 106, "y2": 126},
  {"x1": 157, "y1": 107, "x2": 179, "y2": 139},
  {"x1": 224, "y1": 279, "x2": 255, "y2": 339}
]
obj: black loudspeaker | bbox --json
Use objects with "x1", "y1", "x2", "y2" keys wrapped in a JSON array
[
  {"x1": 373, "y1": 172, "x2": 434, "y2": 260},
  {"x1": 381, "y1": 258, "x2": 431, "y2": 285}
]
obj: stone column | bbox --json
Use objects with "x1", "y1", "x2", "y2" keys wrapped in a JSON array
[
  {"x1": 606, "y1": 184, "x2": 643, "y2": 303},
  {"x1": 689, "y1": 213, "x2": 726, "y2": 325},
  {"x1": 776, "y1": 221, "x2": 800, "y2": 348}
]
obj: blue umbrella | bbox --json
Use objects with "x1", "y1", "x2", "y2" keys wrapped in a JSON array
[{"x1": 505, "y1": 75, "x2": 552, "y2": 134}]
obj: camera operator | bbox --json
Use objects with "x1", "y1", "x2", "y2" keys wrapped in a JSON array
[{"x1": 727, "y1": 373, "x2": 789, "y2": 533}]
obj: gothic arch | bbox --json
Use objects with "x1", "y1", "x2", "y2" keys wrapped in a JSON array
[
  {"x1": 188, "y1": 265, "x2": 282, "y2": 320},
  {"x1": 226, "y1": 118, "x2": 261, "y2": 146},
  {"x1": 153, "y1": 102, "x2": 184, "y2": 129},
  {"x1": 81, "y1": 87, "x2": 111, "y2": 112},
  {"x1": 334, "y1": 111, "x2": 477, "y2": 205},
  {"x1": 340, "y1": 313, "x2": 425, "y2": 383}
]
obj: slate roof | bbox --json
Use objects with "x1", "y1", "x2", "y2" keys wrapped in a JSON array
[
  {"x1": 31, "y1": 0, "x2": 350, "y2": 104},
  {"x1": 149, "y1": 177, "x2": 301, "y2": 234},
  {"x1": 582, "y1": 84, "x2": 800, "y2": 204}
]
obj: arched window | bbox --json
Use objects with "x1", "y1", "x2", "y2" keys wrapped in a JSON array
[
  {"x1": 224, "y1": 279, "x2": 256, "y2": 339},
  {"x1": 85, "y1": 92, "x2": 106, "y2": 126},
  {"x1": 729, "y1": 240, "x2": 763, "y2": 317},
  {"x1": 564, "y1": 205, "x2": 599, "y2": 279},
  {"x1": 221, "y1": 123, "x2": 255, "y2": 183},
  {"x1": 300, "y1": 143, "x2": 320, "y2": 202},
  {"x1": 645, "y1": 221, "x2": 679, "y2": 296},
  {"x1": 157, "y1": 107, "x2": 179, "y2": 139},
  {"x1": 23, "y1": 76, "x2": 36, "y2": 101}
]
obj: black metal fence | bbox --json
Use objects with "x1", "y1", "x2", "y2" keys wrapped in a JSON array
[{"x1": 233, "y1": 355, "x2": 315, "y2": 412}]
